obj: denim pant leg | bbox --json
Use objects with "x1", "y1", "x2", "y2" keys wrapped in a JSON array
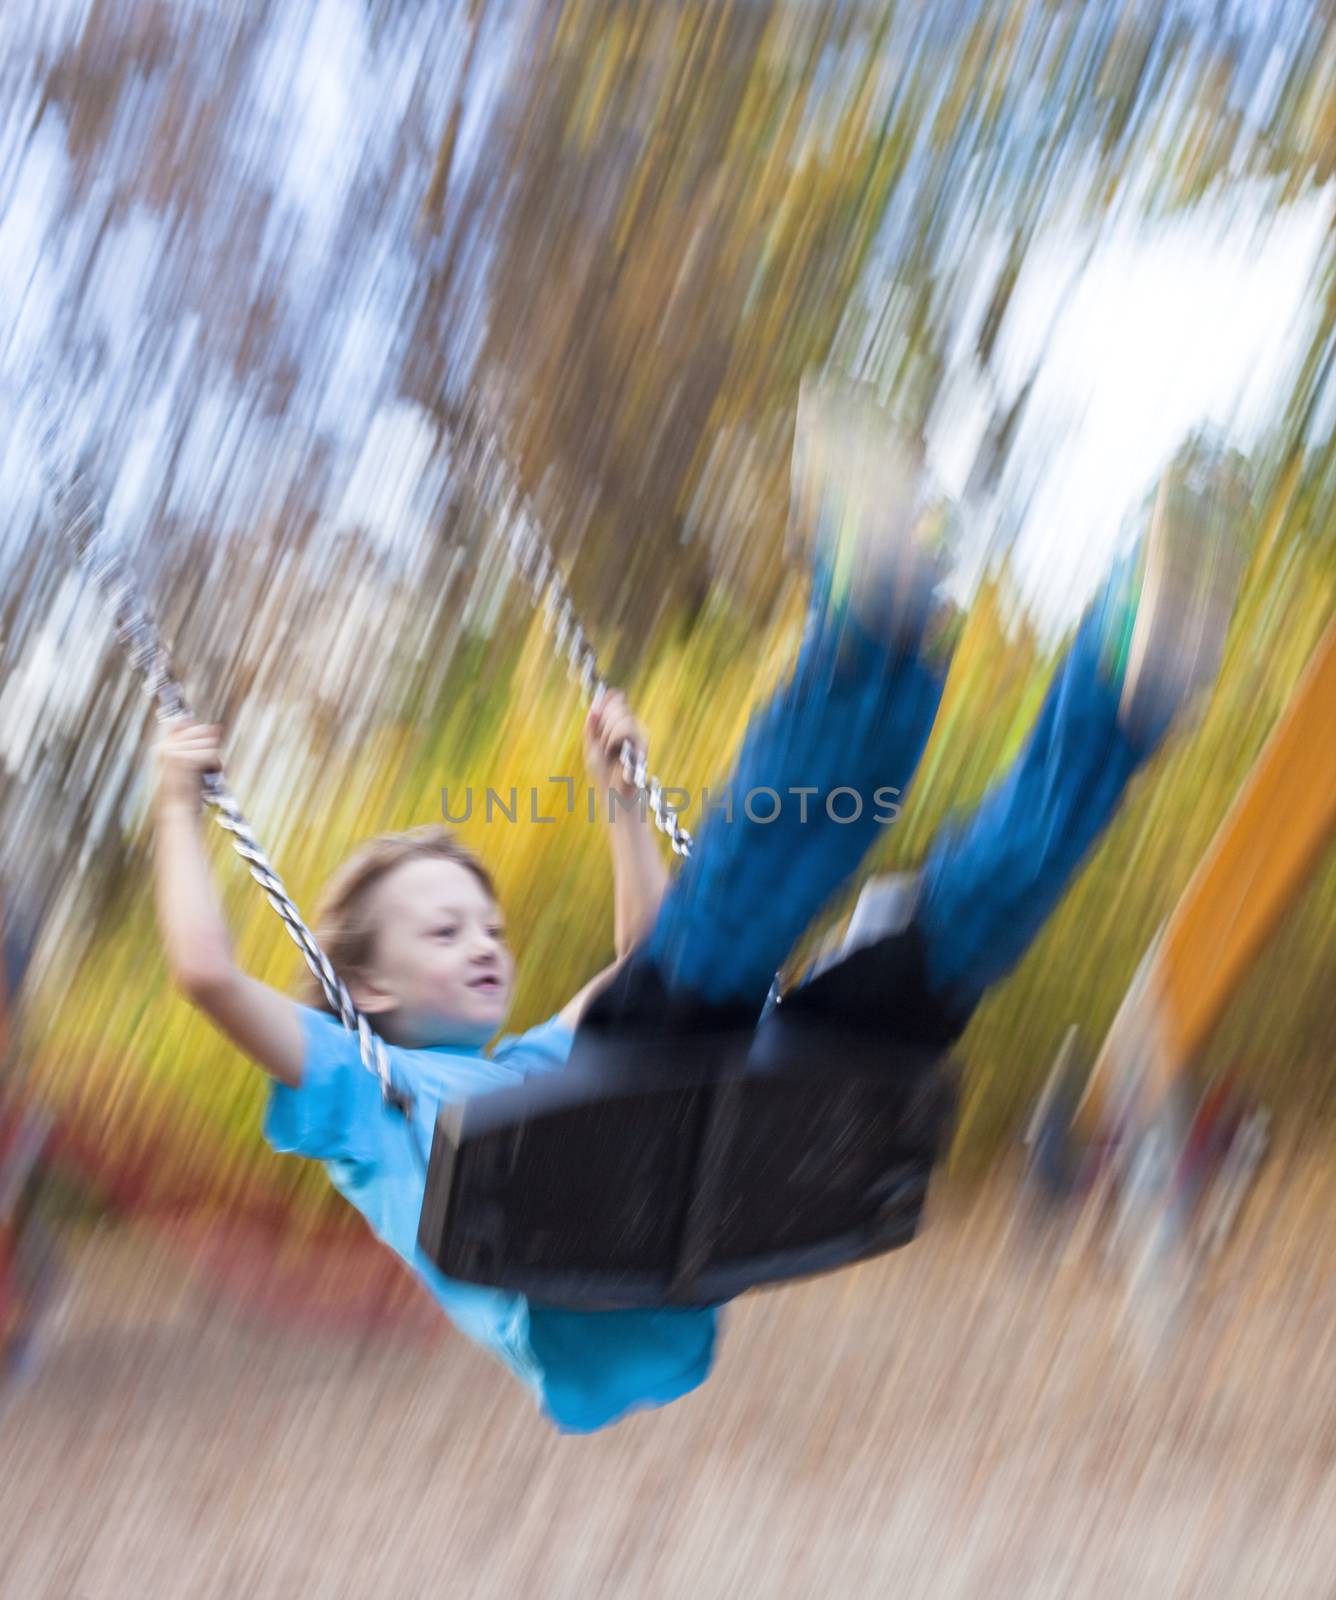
[
  {"x1": 646, "y1": 569, "x2": 950, "y2": 1010},
  {"x1": 915, "y1": 588, "x2": 1166, "y2": 1015}
]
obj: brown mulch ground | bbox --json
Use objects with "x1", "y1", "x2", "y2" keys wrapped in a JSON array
[{"x1": 4, "y1": 1143, "x2": 1336, "y2": 1599}]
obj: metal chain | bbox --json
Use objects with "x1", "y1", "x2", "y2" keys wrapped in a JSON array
[
  {"x1": 446, "y1": 404, "x2": 694, "y2": 858},
  {"x1": 33, "y1": 413, "x2": 408, "y2": 1118}
]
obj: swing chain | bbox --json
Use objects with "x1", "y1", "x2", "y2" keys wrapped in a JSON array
[
  {"x1": 449, "y1": 407, "x2": 695, "y2": 858},
  {"x1": 34, "y1": 417, "x2": 409, "y2": 1118}
]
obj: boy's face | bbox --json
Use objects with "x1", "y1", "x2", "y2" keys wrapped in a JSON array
[{"x1": 355, "y1": 857, "x2": 515, "y2": 1048}]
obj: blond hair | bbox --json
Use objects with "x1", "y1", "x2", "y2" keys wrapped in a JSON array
[{"x1": 300, "y1": 825, "x2": 497, "y2": 1018}]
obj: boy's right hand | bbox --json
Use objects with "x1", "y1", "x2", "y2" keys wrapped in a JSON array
[
  {"x1": 155, "y1": 718, "x2": 224, "y2": 810},
  {"x1": 583, "y1": 689, "x2": 647, "y2": 803}
]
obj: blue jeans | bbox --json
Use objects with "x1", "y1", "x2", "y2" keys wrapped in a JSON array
[
  {"x1": 916, "y1": 595, "x2": 1156, "y2": 1013},
  {"x1": 646, "y1": 563, "x2": 1162, "y2": 1018}
]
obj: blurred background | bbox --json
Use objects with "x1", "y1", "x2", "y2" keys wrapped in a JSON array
[{"x1": 1, "y1": 3, "x2": 1335, "y2": 1594}]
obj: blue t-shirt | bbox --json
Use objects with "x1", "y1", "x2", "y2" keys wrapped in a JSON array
[{"x1": 263, "y1": 1004, "x2": 720, "y2": 1433}]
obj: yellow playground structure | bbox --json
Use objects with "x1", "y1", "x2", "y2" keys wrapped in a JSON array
[{"x1": 1079, "y1": 616, "x2": 1336, "y2": 1139}]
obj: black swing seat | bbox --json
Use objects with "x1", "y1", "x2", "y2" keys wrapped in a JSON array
[{"x1": 417, "y1": 930, "x2": 968, "y2": 1310}]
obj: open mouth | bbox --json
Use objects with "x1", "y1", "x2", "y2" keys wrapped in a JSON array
[{"x1": 467, "y1": 974, "x2": 504, "y2": 995}]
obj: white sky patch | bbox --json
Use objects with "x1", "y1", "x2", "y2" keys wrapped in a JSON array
[
  {"x1": 242, "y1": 0, "x2": 370, "y2": 282},
  {"x1": 79, "y1": 206, "x2": 161, "y2": 363},
  {"x1": 933, "y1": 183, "x2": 1333, "y2": 633},
  {"x1": 165, "y1": 384, "x2": 251, "y2": 528},
  {"x1": 312, "y1": 258, "x2": 406, "y2": 441},
  {"x1": 333, "y1": 400, "x2": 440, "y2": 551},
  {"x1": 0, "y1": 114, "x2": 70, "y2": 374},
  {"x1": 0, "y1": 0, "x2": 93, "y2": 59},
  {"x1": 101, "y1": 315, "x2": 200, "y2": 543},
  {"x1": 0, "y1": 570, "x2": 109, "y2": 774}
]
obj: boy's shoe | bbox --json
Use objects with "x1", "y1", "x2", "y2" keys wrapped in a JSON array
[
  {"x1": 790, "y1": 374, "x2": 955, "y2": 651},
  {"x1": 1110, "y1": 439, "x2": 1250, "y2": 744}
]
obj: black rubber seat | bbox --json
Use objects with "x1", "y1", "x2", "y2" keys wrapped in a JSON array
[{"x1": 417, "y1": 929, "x2": 967, "y2": 1309}]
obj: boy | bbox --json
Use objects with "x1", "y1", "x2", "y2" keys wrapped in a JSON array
[{"x1": 155, "y1": 390, "x2": 1244, "y2": 1430}]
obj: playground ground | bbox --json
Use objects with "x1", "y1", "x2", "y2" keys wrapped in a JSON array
[{"x1": 4, "y1": 1141, "x2": 1336, "y2": 1599}]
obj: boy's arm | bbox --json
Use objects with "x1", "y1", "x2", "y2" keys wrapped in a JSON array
[
  {"x1": 584, "y1": 691, "x2": 670, "y2": 960},
  {"x1": 547, "y1": 691, "x2": 671, "y2": 1032},
  {"x1": 554, "y1": 954, "x2": 627, "y2": 1032},
  {"x1": 154, "y1": 724, "x2": 304, "y2": 1087},
  {"x1": 607, "y1": 800, "x2": 670, "y2": 960}
]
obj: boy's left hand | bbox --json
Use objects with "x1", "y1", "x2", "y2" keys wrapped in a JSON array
[{"x1": 583, "y1": 689, "x2": 647, "y2": 802}]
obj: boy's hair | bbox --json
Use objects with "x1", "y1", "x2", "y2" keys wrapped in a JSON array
[{"x1": 300, "y1": 825, "x2": 497, "y2": 1016}]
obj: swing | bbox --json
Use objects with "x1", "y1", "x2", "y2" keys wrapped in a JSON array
[
  {"x1": 40, "y1": 394, "x2": 963, "y2": 1314},
  {"x1": 421, "y1": 920, "x2": 963, "y2": 1308}
]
